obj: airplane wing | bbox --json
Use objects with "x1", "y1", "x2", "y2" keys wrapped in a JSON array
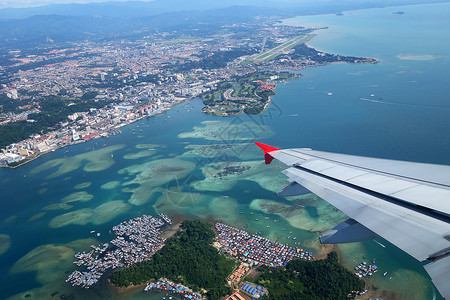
[{"x1": 255, "y1": 142, "x2": 450, "y2": 299}]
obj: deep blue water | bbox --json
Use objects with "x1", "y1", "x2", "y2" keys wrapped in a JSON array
[{"x1": 0, "y1": 3, "x2": 449, "y2": 299}]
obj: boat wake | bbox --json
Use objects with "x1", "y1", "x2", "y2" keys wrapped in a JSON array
[
  {"x1": 373, "y1": 240, "x2": 386, "y2": 248},
  {"x1": 359, "y1": 98, "x2": 450, "y2": 111}
]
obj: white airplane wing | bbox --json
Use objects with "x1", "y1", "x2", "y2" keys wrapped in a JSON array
[{"x1": 256, "y1": 142, "x2": 450, "y2": 299}]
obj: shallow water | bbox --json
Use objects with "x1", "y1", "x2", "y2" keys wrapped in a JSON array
[{"x1": 1, "y1": 3, "x2": 449, "y2": 299}]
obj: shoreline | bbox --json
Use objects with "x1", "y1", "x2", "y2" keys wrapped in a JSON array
[
  {"x1": 332, "y1": 244, "x2": 402, "y2": 300},
  {"x1": 3, "y1": 36, "x2": 376, "y2": 170},
  {"x1": 80, "y1": 213, "x2": 396, "y2": 300},
  {"x1": 1, "y1": 99, "x2": 186, "y2": 170},
  {"x1": 107, "y1": 218, "x2": 185, "y2": 293}
]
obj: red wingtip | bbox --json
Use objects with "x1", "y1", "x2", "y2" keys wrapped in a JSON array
[{"x1": 255, "y1": 142, "x2": 280, "y2": 164}]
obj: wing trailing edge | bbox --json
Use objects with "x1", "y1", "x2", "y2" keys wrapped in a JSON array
[
  {"x1": 319, "y1": 219, "x2": 380, "y2": 244},
  {"x1": 256, "y1": 143, "x2": 450, "y2": 299}
]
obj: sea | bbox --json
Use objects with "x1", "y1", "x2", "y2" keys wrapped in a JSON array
[{"x1": 0, "y1": 2, "x2": 449, "y2": 300}]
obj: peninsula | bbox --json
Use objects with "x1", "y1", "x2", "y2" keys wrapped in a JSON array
[{"x1": 0, "y1": 15, "x2": 376, "y2": 168}]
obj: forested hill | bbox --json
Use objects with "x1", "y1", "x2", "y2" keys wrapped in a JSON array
[
  {"x1": 256, "y1": 251, "x2": 365, "y2": 299},
  {"x1": 109, "y1": 220, "x2": 235, "y2": 300}
]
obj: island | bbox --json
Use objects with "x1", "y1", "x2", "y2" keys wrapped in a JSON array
[{"x1": 65, "y1": 214, "x2": 367, "y2": 299}]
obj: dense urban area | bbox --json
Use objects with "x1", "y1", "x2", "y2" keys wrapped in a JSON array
[{"x1": 0, "y1": 15, "x2": 375, "y2": 167}]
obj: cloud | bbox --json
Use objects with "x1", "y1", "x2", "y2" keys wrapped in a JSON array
[{"x1": 0, "y1": 0, "x2": 154, "y2": 9}]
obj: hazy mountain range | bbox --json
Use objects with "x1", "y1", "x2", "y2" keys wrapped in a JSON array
[{"x1": 0, "y1": 0, "x2": 447, "y2": 47}]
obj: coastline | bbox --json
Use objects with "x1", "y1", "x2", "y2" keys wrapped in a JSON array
[
  {"x1": 332, "y1": 244, "x2": 402, "y2": 300},
  {"x1": 1, "y1": 99, "x2": 184, "y2": 169},
  {"x1": 3, "y1": 32, "x2": 376, "y2": 170},
  {"x1": 107, "y1": 218, "x2": 185, "y2": 294}
]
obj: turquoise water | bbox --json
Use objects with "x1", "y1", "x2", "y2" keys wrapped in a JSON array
[{"x1": 1, "y1": 3, "x2": 450, "y2": 299}]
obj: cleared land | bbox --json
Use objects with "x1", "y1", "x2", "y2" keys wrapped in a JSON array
[{"x1": 247, "y1": 34, "x2": 315, "y2": 62}]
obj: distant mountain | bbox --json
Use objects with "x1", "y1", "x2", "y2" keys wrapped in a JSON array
[
  {"x1": 0, "y1": 0, "x2": 446, "y2": 48},
  {"x1": 0, "y1": 0, "x2": 274, "y2": 20},
  {"x1": 0, "y1": 6, "x2": 279, "y2": 48},
  {"x1": 1, "y1": 0, "x2": 446, "y2": 20},
  {"x1": 0, "y1": 14, "x2": 137, "y2": 47}
]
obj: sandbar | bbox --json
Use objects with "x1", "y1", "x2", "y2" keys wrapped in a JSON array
[
  {"x1": 49, "y1": 208, "x2": 95, "y2": 228},
  {"x1": 0, "y1": 234, "x2": 11, "y2": 256}
]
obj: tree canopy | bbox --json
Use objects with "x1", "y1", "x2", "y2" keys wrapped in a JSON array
[
  {"x1": 255, "y1": 251, "x2": 365, "y2": 300},
  {"x1": 109, "y1": 220, "x2": 235, "y2": 300}
]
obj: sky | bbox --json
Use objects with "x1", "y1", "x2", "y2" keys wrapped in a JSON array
[{"x1": 0, "y1": 0, "x2": 155, "y2": 9}]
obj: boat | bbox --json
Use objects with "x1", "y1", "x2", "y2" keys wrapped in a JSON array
[{"x1": 383, "y1": 272, "x2": 388, "y2": 276}]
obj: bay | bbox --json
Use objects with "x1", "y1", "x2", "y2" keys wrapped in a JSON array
[{"x1": 0, "y1": 2, "x2": 449, "y2": 299}]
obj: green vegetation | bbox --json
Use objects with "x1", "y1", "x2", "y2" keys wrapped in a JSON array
[
  {"x1": 284, "y1": 43, "x2": 375, "y2": 64},
  {"x1": 255, "y1": 251, "x2": 365, "y2": 300},
  {"x1": 0, "y1": 93, "x2": 23, "y2": 113},
  {"x1": 109, "y1": 220, "x2": 235, "y2": 300},
  {"x1": 176, "y1": 47, "x2": 257, "y2": 71},
  {"x1": 201, "y1": 71, "x2": 299, "y2": 116},
  {"x1": 0, "y1": 96, "x2": 113, "y2": 149}
]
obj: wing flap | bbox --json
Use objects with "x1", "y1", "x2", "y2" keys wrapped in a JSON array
[
  {"x1": 283, "y1": 167, "x2": 450, "y2": 262},
  {"x1": 258, "y1": 144, "x2": 450, "y2": 299},
  {"x1": 319, "y1": 219, "x2": 380, "y2": 243},
  {"x1": 424, "y1": 255, "x2": 450, "y2": 299},
  {"x1": 274, "y1": 149, "x2": 450, "y2": 215},
  {"x1": 277, "y1": 182, "x2": 311, "y2": 197}
]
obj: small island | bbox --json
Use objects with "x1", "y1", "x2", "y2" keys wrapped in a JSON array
[{"x1": 65, "y1": 215, "x2": 369, "y2": 299}]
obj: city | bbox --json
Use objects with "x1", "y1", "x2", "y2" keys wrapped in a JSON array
[{"x1": 0, "y1": 18, "x2": 374, "y2": 167}]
